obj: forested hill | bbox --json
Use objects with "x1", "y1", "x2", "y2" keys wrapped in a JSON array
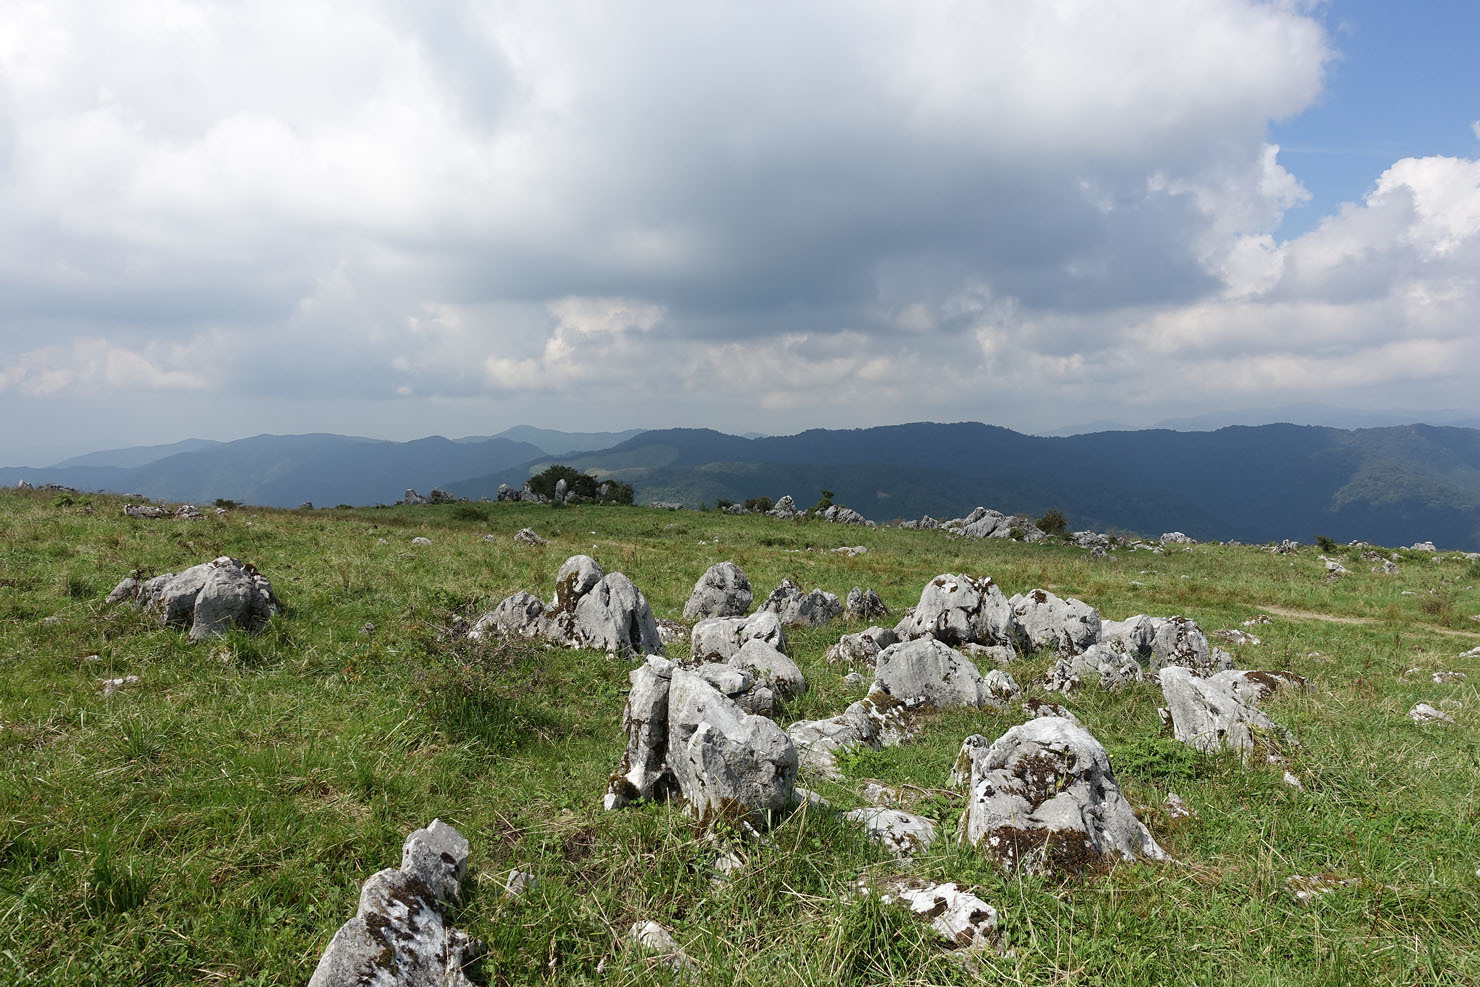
[{"x1": 448, "y1": 422, "x2": 1480, "y2": 550}]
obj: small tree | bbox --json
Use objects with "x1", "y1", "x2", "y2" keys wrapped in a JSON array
[
  {"x1": 744, "y1": 496, "x2": 773, "y2": 513},
  {"x1": 528, "y1": 464, "x2": 597, "y2": 501},
  {"x1": 812, "y1": 489, "x2": 835, "y2": 512},
  {"x1": 1036, "y1": 509, "x2": 1068, "y2": 537}
]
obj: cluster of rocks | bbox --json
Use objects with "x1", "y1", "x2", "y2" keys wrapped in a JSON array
[
  {"x1": 496, "y1": 481, "x2": 549, "y2": 504},
  {"x1": 469, "y1": 555, "x2": 662, "y2": 657},
  {"x1": 308, "y1": 819, "x2": 480, "y2": 987},
  {"x1": 895, "y1": 507, "x2": 1050, "y2": 543},
  {"x1": 400, "y1": 487, "x2": 459, "y2": 505},
  {"x1": 122, "y1": 502, "x2": 205, "y2": 520},
  {"x1": 755, "y1": 495, "x2": 875, "y2": 526},
  {"x1": 106, "y1": 557, "x2": 283, "y2": 640}
]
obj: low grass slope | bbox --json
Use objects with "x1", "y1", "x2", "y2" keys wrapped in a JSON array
[{"x1": 3, "y1": 489, "x2": 1479, "y2": 984}]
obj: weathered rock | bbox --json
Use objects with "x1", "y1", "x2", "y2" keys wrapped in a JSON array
[
  {"x1": 411, "y1": 536, "x2": 432, "y2": 545},
  {"x1": 468, "y1": 591, "x2": 547, "y2": 640},
  {"x1": 820, "y1": 504, "x2": 873, "y2": 526},
  {"x1": 98, "y1": 675, "x2": 141, "y2": 698},
  {"x1": 786, "y1": 700, "x2": 882, "y2": 778},
  {"x1": 401, "y1": 488, "x2": 429, "y2": 506},
  {"x1": 1009, "y1": 589, "x2": 1101, "y2": 655},
  {"x1": 122, "y1": 503, "x2": 169, "y2": 519},
  {"x1": 893, "y1": 574, "x2": 1022, "y2": 649},
  {"x1": 1045, "y1": 641, "x2": 1145, "y2": 693},
  {"x1": 690, "y1": 662, "x2": 778, "y2": 717},
  {"x1": 629, "y1": 921, "x2": 695, "y2": 974},
  {"x1": 1022, "y1": 697, "x2": 1085, "y2": 730},
  {"x1": 665, "y1": 668, "x2": 798, "y2": 827},
  {"x1": 513, "y1": 527, "x2": 546, "y2": 546},
  {"x1": 1099, "y1": 614, "x2": 1161, "y2": 659},
  {"x1": 872, "y1": 638, "x2": 1006, "y2": 710},
  {"x1": 557, "y1": 572, "x2": 663, "y2": 656},
  {"x1": 1410, "y1": 702, "x2": 1455, "y2": 725},
  {"x1": 105, "y1": 577, "x2": 140, "y2": 604},
  {"x1": 729, "y1": 639, "x2": 806, "y2": 702},
  {"x1": 961, "y1": 717, "x2": 1169, "y2": 871},
  {"x1": 878, "y1": 880, "x2": 998, "y2": 953},
  {"x1": 823, "y1": 625, "x2": 898, "y2": 665},
  {"x1": 766, "y1": 495, "x2": 801, "y2": 519},
  {"x1": 950, "y1": 734, "x2": 991, "y2": 788},
  {"x1": 655, "y1": 618, "x2": 687, "y2": 648},
  {"x1": 307, "y1": 820, "x2": 477, "y2": 987},
  {"x1": 1214, "y1": 628, "x2": 1262, "y2": 647},
  {"x1": 606, "y1": 657, "x2": 679, "y2": 808},
  {"x1": 1157, "y1": 667, "x2": 1287, "y2": 755},
  {"x1": 1150, "y1": 616, "x2": 1231, "y2": 675},
  {"x1": 120, "y1": 557, "x2": 283, "y2": 641},
  {"x1": 843, "y1": 807, "x2": 938, "y2": 858},
  {"x1": 1160, "y1": 531, "x2": 1194, "y2": 545},
  {"x1": 496, "y1": 483, "x2": 516, "y2": 501},
  {"x1": 760, "y1": 578, "x2": 843, "y2": 627},
  {"x1": 1209, "y1": 669, "x2": 1310, "y2": 705},
  {"x1": 1324, "y1": 559, "x2": 1349, "y2": 581},
  {"x1": 682, "y1": 562, "x2": 753, "y2": 620},
  {"x1": 691, "y1": 611, "x2": 788, "y2": 661},
  {"x1": 1409, "y1": 540, "x2": 1438, "y2": 552},
  {"x1": 844, "y1": 586, "x2": 887, "y2": 621}
]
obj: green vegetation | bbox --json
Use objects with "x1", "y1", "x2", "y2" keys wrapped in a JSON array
[
  {"x1": 1036, "y1": 509, "x2": 1068, "y2": 537},
  {"x1": 1, "y1": 488, "x2": 1478, "y2": 985},
  {"x1": 528, "y1": 464, "x2": 635, "y2": 505}
]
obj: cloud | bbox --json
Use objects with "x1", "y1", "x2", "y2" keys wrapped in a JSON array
[{"x1": 3, "y1": 1, "x2": 1473, "y2": 449}]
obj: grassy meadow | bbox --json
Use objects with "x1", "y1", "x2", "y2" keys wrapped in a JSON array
[{"x1": 1, "y1": 488, "x2": 1478, "y2": 985}]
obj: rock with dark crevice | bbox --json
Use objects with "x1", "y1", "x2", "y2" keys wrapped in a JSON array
[
  {"x1": 108, "y1": 557, "x2": 282, "y2": 641},
  {"x1": 307, "y1": 819, "x2": 478, "y2": 987},
  {"x1": 682, "y1": 562, "x2": 753, "y2": 621}
]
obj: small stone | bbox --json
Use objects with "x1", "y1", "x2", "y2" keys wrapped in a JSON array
[
  {"x1": 411, "y1": 536, "x2": 432, "y2": 545},
  {"x1": 629, "y1": 921, "x2": 695, "y2": 973},
  {"x1": 514, "y1": 527, "x2": 546, "y2": 546},
  {"x1": 358, "y1": 622, "x2": 375, "y2": 636},
  {"x1": 504, "y1": 869, "x2": 537, "y2": 897},
  {"x1": 1164, "y1": 792, "x2": 1193, "y2": 819},
  {"x1": 1282, "y1": 771, "x2": 1304, "y2": 790},
  {"x1": 483, "y1": 534, "x2": 497, "y2": 542},
  {"x1": 1410, "y1": 702, "x2": 1455, "y2": 725},
  {"x1": 843, "y1": 807, "x2": 938, "y2": 858},
  {"x1": 843, "y1": 671, "x2": 867, "y2": 689},
  {"x1": 1432, "y1": 671, "x2": 1467, "y2": 684},
  {"x1": 98, "y1": 675, "x2": 141, "y2": 697}
]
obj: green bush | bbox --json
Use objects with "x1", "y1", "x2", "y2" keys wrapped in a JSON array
[
  {"x1": 1315, "y1": 534, "x2": 1338, "y2": 553},
  {"x1": 744, "y1": 496, "x2": 773, "y2": 513},
  {"x1": 1037, "y1": 509, "x2": 1069, "y2": 536},
  {"x1": 812, "y1": 489, "x2": 835, "y2": 512}
]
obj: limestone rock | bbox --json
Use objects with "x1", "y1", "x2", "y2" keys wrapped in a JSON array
[
  {"x1": 411, "y1": 536, "x2": 432, "y2": 545},
  {"x1": 844, "y1": 586, "x2": 887, "y2": 621},
  {"x1": 823, "y1": 625, "x2": 898, "y2": 665},
  {"x1": 666, "y1": 668, "x2": 798, "y2": 827},
  {"x1": 469, "y1": 591, "x2": 547, "y2": 640},
  {"x1": 1410, "y1": 702, "x2": 1455, "y2": 725},
  {"x1": 1099, "y1": 614, "x2": 1160, "y2": 660},
  {"x1": 560, "y1": 572, "x2": 663, "y2": 656},
  {"x1": 1022, "y1": 697, "x2": 1085, "y2": 730},
  {"x1": 629, "y1": 921, "x2": 695, "y2": 974},
  {"x1": 785, "y1": 700, "x2": 881, "y2": 778},
  {"x1": 767, "y1": 495, "x2": 801, "y2": 519},
  {"x1": 1009, "y1": 589, "x2": 1101, "y2": 655},
  {"x1": 1150, "y1": 616, "x2": 1231, "y2": 675},
  {"x1": 760, "y1": 578, "x2": 843, "y2": 627},
  {"x1": 401, "y1": 488, "x2": 429, "y2": 506},
  {"x1": 1045, "y1": 641, "x2": 1145, "y2": 693},
  {"x1": 307, "y1": 820, "x2": 477, "y2": 987},
  {"x1": 691, "y1": 611, "x2": 788, "y2": 661},
  {"x1": 961, "y1": 717, "x2": 1169, "y2": 871},
  {"x1": 879, "y1": 880, "x2": 998, "y2": 953},
  {"x1": 843, "y1": 807, "x2": 938, "y2": 858},
  {"x1": 606, "y1": 657, "x2": 679, "y2": 808},
  {"x1": 729, "y1": 639, "x2": 807, "y2": 703},
  {"x1": 1157, "y1": 667, "x2": 1286, "y2": 755},
  {"x1": 682, "y1": 562, "x2": 753, "y2": 620},
  {"x1": 1160, "y1": 532, "x2": 1194, "y2": 545},
  {"x1": 872, "y1": 638, "x2": 999, "y2": 710},
  {"x1": 893, "y1": 574, "x2": 1022, "y2": 649},
  {"x1": 121, "y1": 557, "x2": 283, "y2": 641},
  {"x1": 820, "y1": 504, "x2": 873, "y2": 526},
  {"x1": 513, "y1": 527, "x2": 546, "y2": 546}
]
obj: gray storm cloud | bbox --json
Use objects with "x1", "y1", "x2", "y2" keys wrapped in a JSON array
[{"x1": 1, "y1": 1, "x2": 1477, "y2": 460}]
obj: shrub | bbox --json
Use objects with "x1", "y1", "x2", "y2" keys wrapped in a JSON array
[
  {"x1": 812, "y1": 489, "x2": 835, "y2": 512},
  {"x1": 450, "y1": 503, "x2": 491, "y2": 523},
  {"x1": 1315, "y1": 534, "x2": 1338, "y2": 553},
  {"x1": 715, "y1": 499, "x2": 734, "y2": 510},
  {"x1": 744, "y1": 496, "x2": 773, "y2": 513},
  {"x1": 1036, "y1": 509, "x2": 1068, "y2": 536},
  {"x1": 213, "y1": 498, "x2": 240, "y2": 509}
]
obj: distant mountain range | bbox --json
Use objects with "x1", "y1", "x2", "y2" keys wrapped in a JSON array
[{"x1": 9, "y1": 421, "x2": 1480, "y2": 550}]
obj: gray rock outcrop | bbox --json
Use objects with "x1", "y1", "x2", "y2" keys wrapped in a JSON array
[
  {"x1": 844, "y1": 586, "x2": 887, "y2": 621},
  {"x1": 1156, "y1": 667, "x2": 1288, "y2": 755},
  {"x1": 472, "y1": 556, "x2": 662, "y2": 656},
  {"x1": 1009, "y1": 589, "x2": 1101, "y2": 655},
  {"x1": 960, "y1": 717, "x2": 1169, "y2": 872},
  {"x1": 1150, "y1": 616, "x2": 1233, "y2": 675},
  {"x1": 843, "y1": 807, "x2": 938, "y2": 857},
  {"x1": 760, "y1": 578, "x2": 843, "y2": 627},
  {"x1": 767, "y1": 495, "x2": 801, "y2": 519},
  {"x1": 108, "y1": 557, "x2": 283, "y2": 641},
  {"x1": 691, "y1": 611, "x2": 788, "y2": 661},
  {"x1": 820, "y1": 504, "x2": 873, "y2": 526},
  {"x1": 682, "y1": 562, "x2": 753, "y2": 620},
  {"x1": 1045, "y1": 641, "x2": 1145, "y2": 693},
  {"x1": 513, "y1": 527, "x2": 546, "y2": 545},
  {"x1": 893, "y1": 574, "x2": 1022, "y2": 649},
  {"x1": 468, "y1": 591, "x2": 547, "y2": 640},
  {"x1": 401, "y1": 488, "x2": 429, "y2": 506},
  {"x1": 307, "y1": 819, "x2": 478, "y2": 987},
  {"x1": 872, "y1": 638, "x2": 1019, "y2": 711},
  {"x1": 823, "y1": 625, "x2": 898, "y2": 665},
  {"x1": 785, "y1": 700, "x2": 882, "y2": 777}
]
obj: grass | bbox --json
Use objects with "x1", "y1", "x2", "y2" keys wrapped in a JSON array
[{"x1": 1, "y1": 488, "x2": 1478, "y2": 984}]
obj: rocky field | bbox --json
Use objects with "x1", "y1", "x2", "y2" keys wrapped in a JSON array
[{"x1": 1, "y1": 489, "x2": 1477, "y2": 985}]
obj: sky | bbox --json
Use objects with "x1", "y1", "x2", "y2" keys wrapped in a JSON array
[{"x1": 2, "y1": 0, "x2": 1479, "y2": 464}]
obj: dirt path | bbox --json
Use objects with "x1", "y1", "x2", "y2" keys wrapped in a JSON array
[{"x1": 1259, "y1": 604, "x2": 1480, "y2": 640}]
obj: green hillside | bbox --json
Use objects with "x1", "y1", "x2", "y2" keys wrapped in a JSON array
[{"x1": 2, "y1": 489, "x2": 1478, "y2": 984}]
